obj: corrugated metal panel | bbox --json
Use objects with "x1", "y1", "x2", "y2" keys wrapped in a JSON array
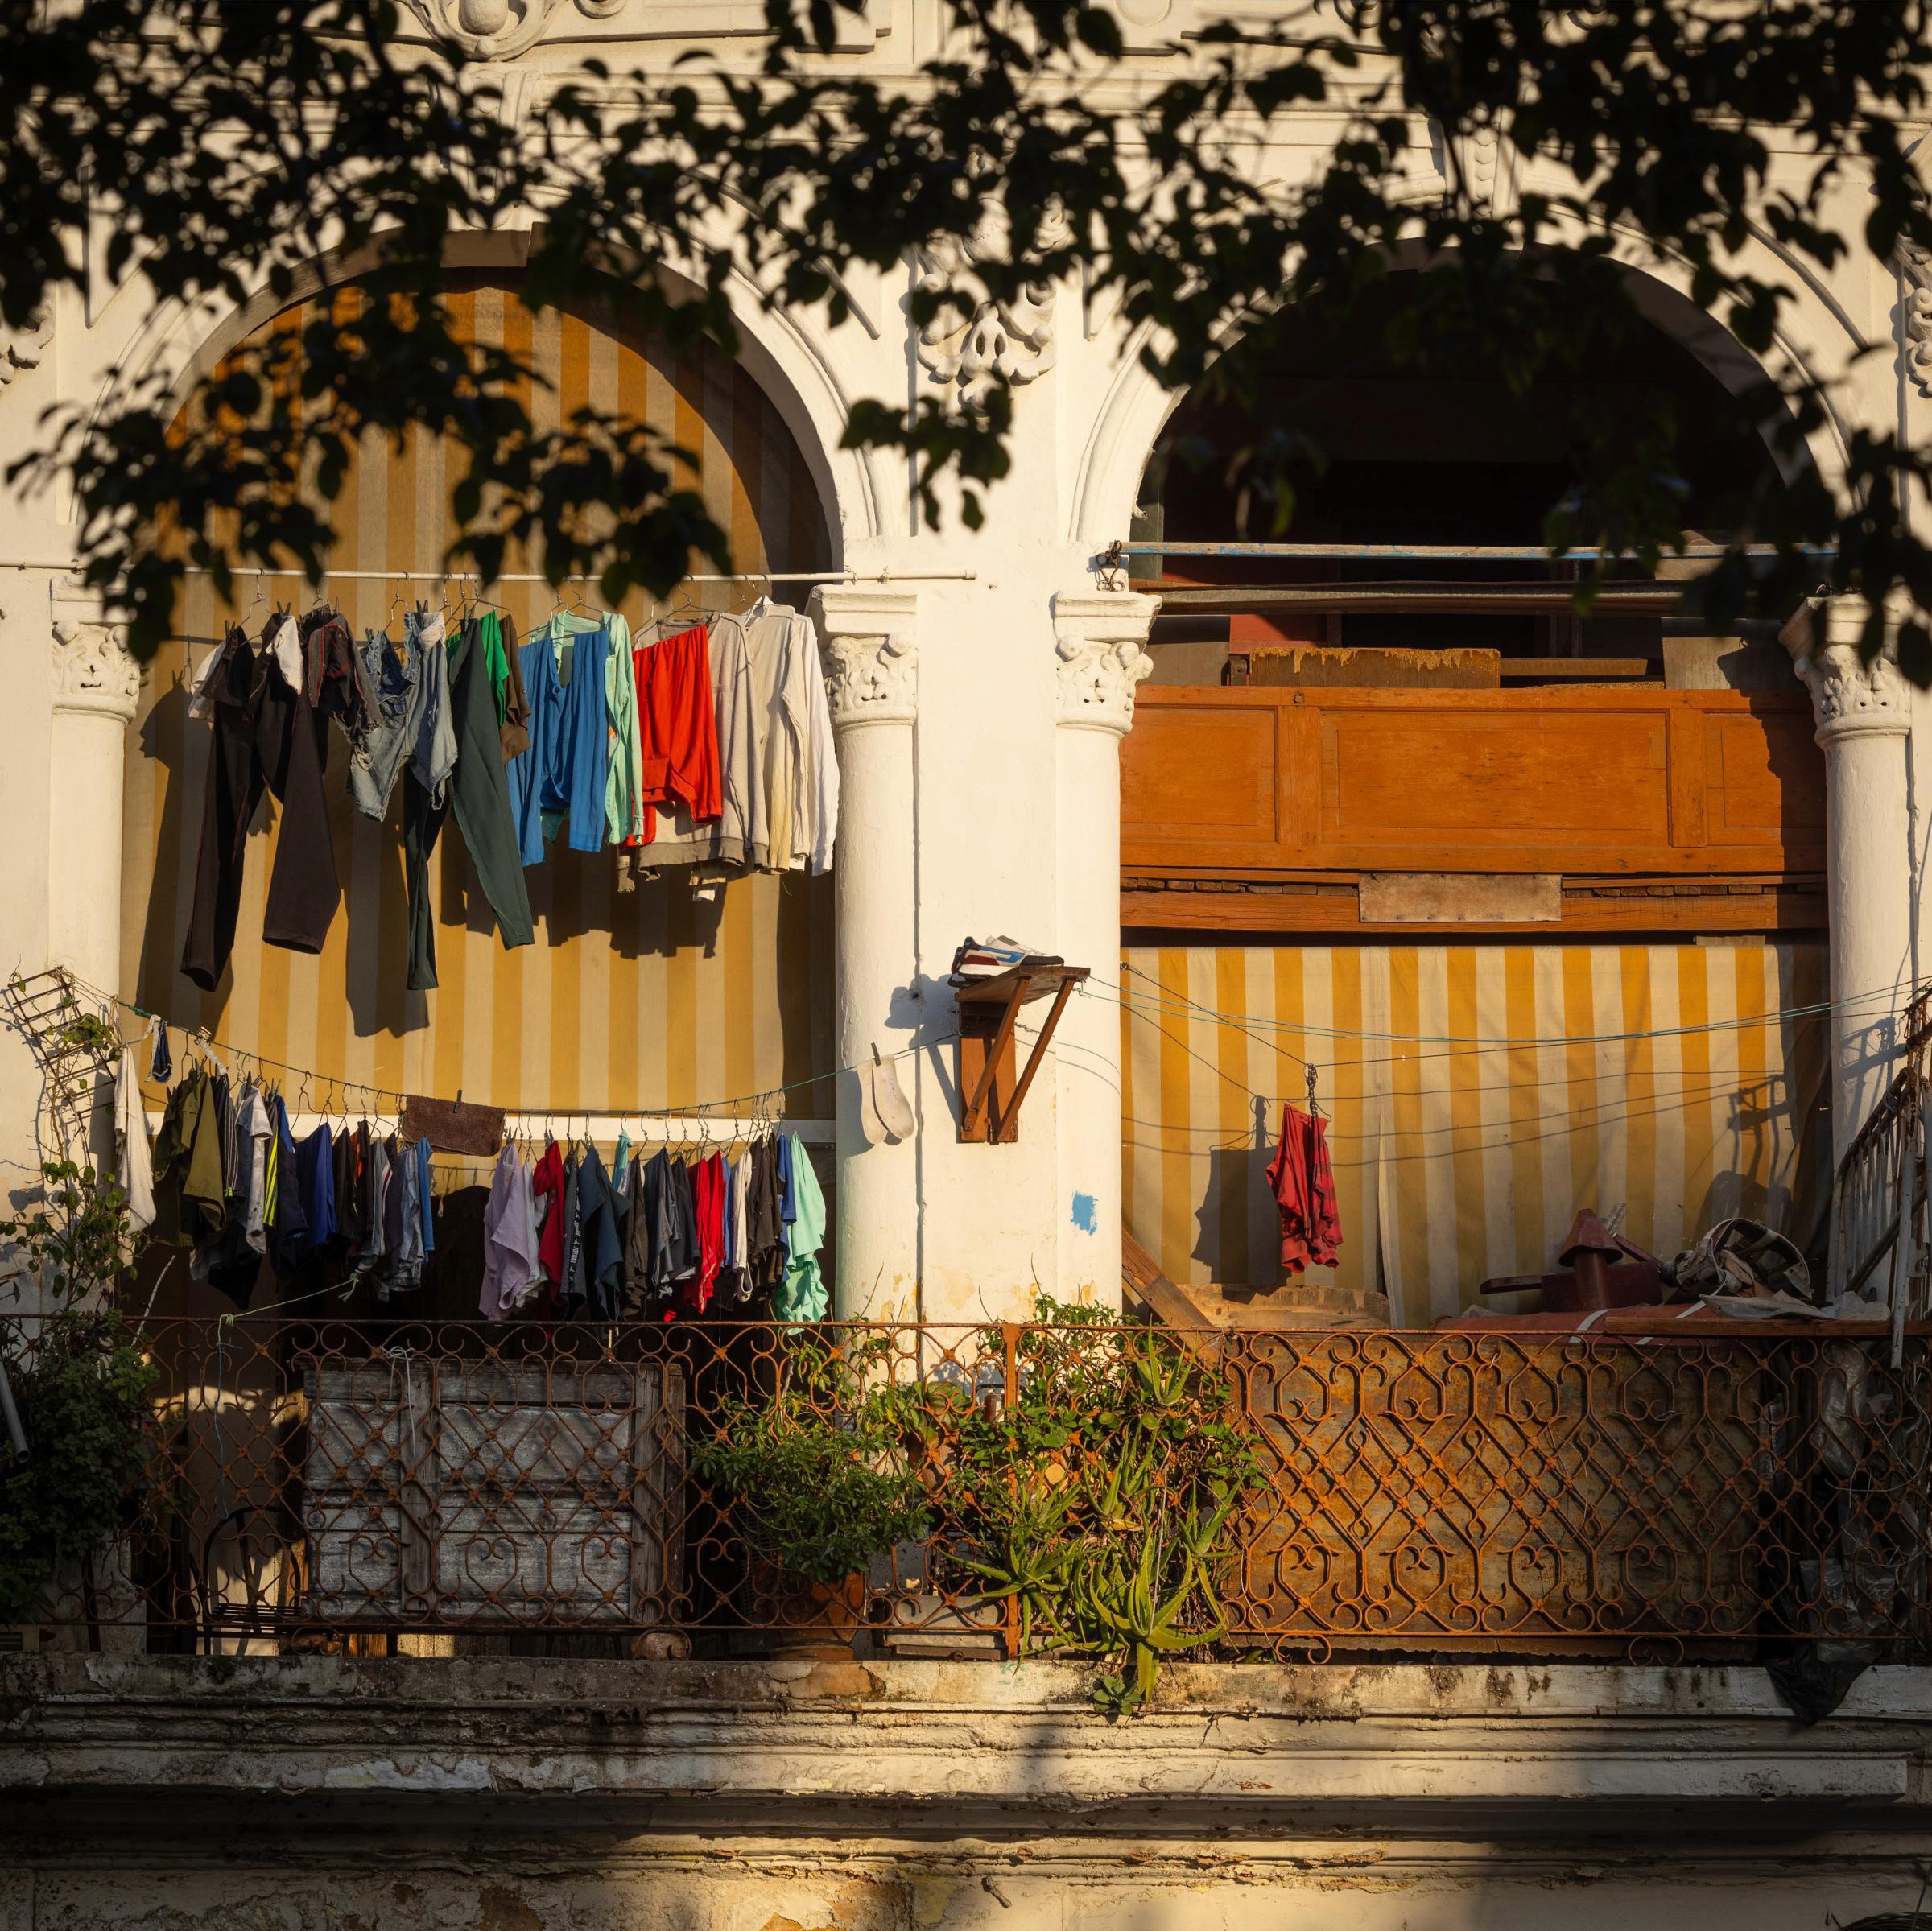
[
  {"x1": 1120, "y1": 941, "x2": 1831, "y2": 1323},
  {"x1": 121, "y1": 280, "x2": 834, "y2": 1114}
]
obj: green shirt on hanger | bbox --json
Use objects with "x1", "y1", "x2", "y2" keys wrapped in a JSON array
[{"x1": 772, "y1": 1136, "x2": 828, "y2": 1322}]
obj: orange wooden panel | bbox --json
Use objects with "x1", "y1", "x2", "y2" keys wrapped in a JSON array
[
  {"x1": 1319, "y1": 703, "x2": 1670, "y2": 855},
  {"x1": 1120, "y1": 700, "x2": 1280, "y2": 852},
  {"x1": 1706, "y1": 706, "x2": 1827, "y2": 843},
  {"x1": 1124, "y1": 687, "x2": 1824, "y2": 878}
]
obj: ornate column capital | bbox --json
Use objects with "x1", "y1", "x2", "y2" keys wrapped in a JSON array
[
  {"x1": 51, "y1": 583, "x2": 140, "y2": 724},
  {"x1": 1783, "y1": 595, "x2": 1913, "y2": 745},
  {"x1": 808, "y1": 584, "x2": 919, "y2": 731},
  {"x1": 1052, "y1": 590, "x2": 1160, "y2": 735}
]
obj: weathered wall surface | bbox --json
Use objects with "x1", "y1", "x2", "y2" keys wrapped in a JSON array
[{"x1": 4, "y1": 1658, "x2": 1932, "y2": 1929}]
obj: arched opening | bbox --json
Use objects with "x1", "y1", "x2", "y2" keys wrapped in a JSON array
[
  {"x1": 1117, "y1": 267, "x2": 1831, "y2": 1327},
  {"x1": 124, "y1": 273, "x2": 835, "y2": 1114},
  {"x1": 1134, "y1": 266, "x2": 1792, "y2": 685}
]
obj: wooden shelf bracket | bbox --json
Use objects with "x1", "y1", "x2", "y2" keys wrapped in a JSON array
[{"x1": 954, "y1": 960, "x2": 1090, "y2": 1143}]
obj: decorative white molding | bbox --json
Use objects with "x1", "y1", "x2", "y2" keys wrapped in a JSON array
[
  {"x1": 1897, "y1": 230, "x2": 1932, "y2": 399},
  {"x1": 809, "y1": 585, "x2": 919, "y2": 730},
  {"x1": 1052, "y1": 591, "x2": 1160, "y2": 735},
  {"x1": 407, "y1": 0, "x2": 624, "y2": 58},
  {"x1": 913, "y1": 202, "x2": 1068, "y2": 416},
  {"x1": 0, "y1": 312, "x2": 51, "y2": 392},
  {"x1": 51, "y1": 586, "x2": 139, "y2": 723},
  {"x1": 1782, "y1": 596, "x2": 1912, "y2": 742},
  {"x1": 1429, "y1": 121, "x2": 1519, "y2": 220},
  {"x1": 406, "y1": 0, "x2": 886, "y2": 59}
]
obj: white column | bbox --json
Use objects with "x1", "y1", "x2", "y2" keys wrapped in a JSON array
[
  {"x1": 1786, "y1": 596, "x2": 1914, "y2": 1163},
  {"x1": 810, "y1": 585, "x2": 923, "y2": 1320},
  {"x1": 1051, "y1": 591, "x2": 1157, "y2": 1307},
  {"x1": 48, "y1": 581, "x2": 142, "y2": 994}
]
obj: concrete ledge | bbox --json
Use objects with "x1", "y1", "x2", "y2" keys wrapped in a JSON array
[{"x1": 4, "y1": 1657, "x2": 1930, "y2": 1834}]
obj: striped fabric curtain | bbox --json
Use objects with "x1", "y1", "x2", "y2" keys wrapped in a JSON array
[
  {"x1": 121, "y1": 279, "x2": 835, "y2": 1116},
  {"x1": 1119, "y1": 941, "x2": 1831, "y2": 1326}
]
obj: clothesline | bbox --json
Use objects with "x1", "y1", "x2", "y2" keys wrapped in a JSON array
[
  {"x1": 1096, "y1": 963, "x2": 1901, "y2": 1054},
  {"x1": 57, "y1": 967, "x2": 947, "y2": 1137},
  {"x1": 31, "y1": 563, "x2": 977, "y2": 585}
]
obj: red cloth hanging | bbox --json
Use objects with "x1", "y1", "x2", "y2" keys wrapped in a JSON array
[
  {"x1": 631, "y1": 624, "x2": 721, "y2": 843},
  {"x1": 680, "y1": 1153, "x2": 726, "y2": 1314},
  {"x1": 531, "y1": 1140, "x2": 566, "y2": 1289},
  {"x1": 1265, "y1": 1104, "x2": 1342, "y2": 1274}
]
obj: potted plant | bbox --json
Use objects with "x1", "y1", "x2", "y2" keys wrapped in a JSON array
[{"x1": 693, "y1": 1338, "x2": 929, "y2": 1659}]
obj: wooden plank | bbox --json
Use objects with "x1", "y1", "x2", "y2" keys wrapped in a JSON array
[
  {"x1": 1121, "y1": 1228, "x2": 1224, "y2": 1364},
  {"x1": 1121, "y1": 885, "x2": 1827, "y2": 937},
  {"x1": 1121, "y1": 685, "x2": 1824, "y2": 878},
  {"x1": 1356, "y1": 873, "x2": 1561, "y2": 924}
]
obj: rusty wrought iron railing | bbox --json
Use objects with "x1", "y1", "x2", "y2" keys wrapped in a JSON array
[
  {"x1": 1832, "y1": 989, "x2": 1932, "y2": 1361},
  {"x1": 3, "y1": 1314, "x2": 1928, "y2": 1660}
]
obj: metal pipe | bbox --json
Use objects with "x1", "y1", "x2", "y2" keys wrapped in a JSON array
[
  {"x1": 0, "y1": 563, "x2": 976, "y2": 584},
  {"x1": 1116, "y1": 540, "x2": 1835, "y2": 560},
  {"x1": 1151, "y1": 581, "x2": 1683, "y2": 613}
]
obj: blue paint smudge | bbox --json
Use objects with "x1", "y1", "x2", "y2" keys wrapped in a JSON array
[{"x1": 1071, "y1": 1192, "x2": 1097, "y2": 1235}]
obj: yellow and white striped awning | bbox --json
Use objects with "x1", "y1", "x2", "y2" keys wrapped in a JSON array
[
  {"x1": 120, "y1": 279, "x2": 835, "y2": 1116},
  {"x1": 1120, "y1": 941, "x2": 1831, "y2": 1324}
]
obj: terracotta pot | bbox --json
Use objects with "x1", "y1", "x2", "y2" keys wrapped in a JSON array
[{"x1": 755, "y1": 1562, "x2": 867, "y2": 1660}]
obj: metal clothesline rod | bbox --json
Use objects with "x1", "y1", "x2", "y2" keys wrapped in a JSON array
[
  {"x1": 142, "y1": 1111, "x2": 836, "y2": 1146},
  {"x1": 0, "y1": 563, "x2": 975, "y2": 584},
  {"x1": 1113, "y1": 540, "x2": 1836, "y2": 560}
]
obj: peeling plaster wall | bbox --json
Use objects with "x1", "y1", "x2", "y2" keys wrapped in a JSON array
[{"x1": 6, "y1": 1660, "x2": 1932, "y2": 1928}]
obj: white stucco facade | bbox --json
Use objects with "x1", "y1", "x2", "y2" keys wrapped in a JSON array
[{"x1": 0, "y1": 0, "x2": 1924, "y2": 1314}]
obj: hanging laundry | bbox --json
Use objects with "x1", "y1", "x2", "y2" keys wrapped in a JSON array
[
  {"x1": 508, "y1": 612, "x2": 611, "y2": 863},
  {"x1": 180, "y1": 608, "x2": 365, "y2": 989},
  {"x1": 178, "y1": 627, "x2": 274, "y2": 990},
  {"x1": 772, "y1": 1136, "x2": 828, "y2": 1322},
  {"x1": 332, "y1": 1124, "x2": 365, "y2": 1255},
  {"x1": 476, "y1": 611, "x2": 532, "y2": 760},
  {"x1": 726, "y1": 1147, "x2": 753, "y2": 1304},
  {"x1": 745, "y1": 1134, "x2": 786, "y2": 1292},
  {"x1": 748, "y1": 597, "x2": 838, "y2": 876},
  {"x1": 306, "y1": 607, "x2": 375, "y2": 743},
  {"x1": 480, "y1": 1145, "x2": 544, "y2": 1319},
  {"x1": 113, "y1": 1042, "x2": 155, "y2": 1248},
  {"x1": 402, "y1": 612, "x2": 535, "y2": 992},
  {"x1": 295, "y1": 1122, "x2": 336, "y2": 1258},
  {"x1": 574, "y1": 1141, "x2": 625, "y2": 1319},
  {"x1": 532, "y1": 1139, "x2": 567, "y2": 1290},
  {"x1": 681, "y1": 1153, "x2": 727, "y2": 1315},
  {"x1": 147, "y1": 1017, "x2": 171, "y2": 1087},
  {"x1": 348, "y1": 609, "x2": 457, "y2": 823},
  {"x1": 557, "y1": 1149, "x2": 584, "y2": 1308},
  {"x1": 265, "y1": 1095, "x2": 309, "y2": 1283},
  {"x1": 236, "y1": 1083, "x2": 273, "y2": 1257},
  {"x1": 1265, "y1": 1103, "x2": 1342, "y2": 1275},
  {"x1": 631, "y1": 623, "x2": 722, "y2": 844},
  {"x1": 597, "y1": 612, "x2": 640, "y2": 844},
  {"x1": 625, "y1": 609, "x2": 757, "y2": 880}
]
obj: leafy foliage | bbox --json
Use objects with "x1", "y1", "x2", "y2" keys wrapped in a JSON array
[
  {"x1": 0, "y1": 1164, "x2": 158, "y2": 1623},
  {"x1": 691, "y1": 1332, "x2": 931, "y2": 1587},
  {"x1": 1, "y1": 4, "x2": 1930, "y2": 666},
  {"x1": 0, "y1": 1302, "x2": 158, "y2": 1624},
  {"x1": 921, "y1": 1298, "x2": 1263, "y2": 1715}
]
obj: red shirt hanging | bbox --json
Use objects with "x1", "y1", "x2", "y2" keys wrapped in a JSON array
[
  {"x1": 631, "y1": 624, "x2": 721, "y2": 843},
  {"x1": 1265, "y1": 1104, "x2": 1342, "y2": 1274}
]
